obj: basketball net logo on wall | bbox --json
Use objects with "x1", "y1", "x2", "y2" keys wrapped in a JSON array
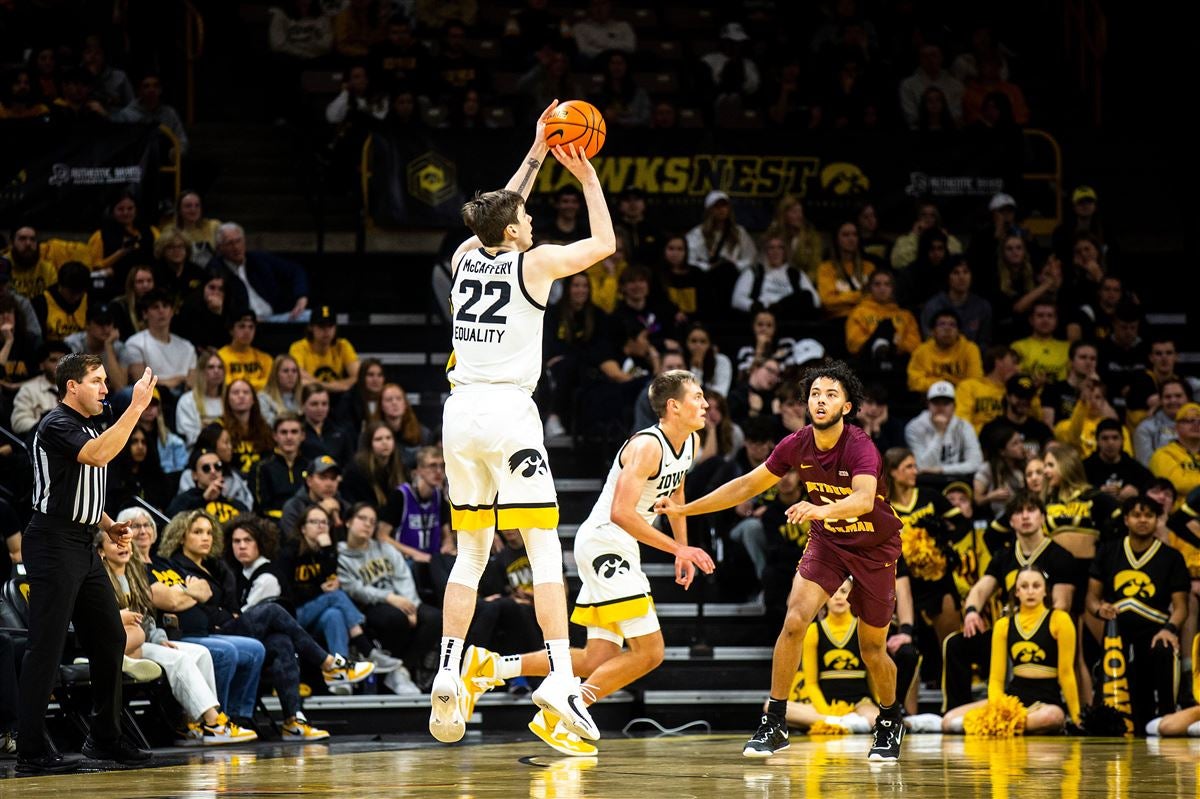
[
  {"x1": 407, "y1": 152, "x2": 457, "y2": 206},
  {"x1": 508, "y1": 449, "x2": 548, "y2": 478}
]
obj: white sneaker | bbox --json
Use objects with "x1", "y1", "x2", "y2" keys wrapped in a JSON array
[
  {"x1": 385, "y1": 666, "x2": 421, "y2": 696},
  {"x1": 429, "y1": 669, "x2": 466, "y2": 743},
  {"x1": 544, "y1": 415, "x2": 567, "y2": 439},
  {"x1": 532, "y1": 673, "x2": 599, "y2": 742},
  {"x1": 367, "y1": 647, "x2": 404, "y2": 674},
  {"x1": 905, "y1": 713, "x2": 943, "y2": 734},
  {"x1": 122, "y1": 655, "x2": 163, "y2": 682}
]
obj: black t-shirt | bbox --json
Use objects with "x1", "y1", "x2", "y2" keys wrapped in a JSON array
[
  {"x1": 1083, "y1": 452, "x2": 1153, "y2": 494},
  {"x1": 146, "y1": 554, "x2": 210, "y2": 636},
  {"x1": 984, "y1": 537, "x2": 1076, "y2": 605},
  {"x1": 980, "y1": 416, "x2": 1053, "y2": 461},
  {"x1": 1040, "y1": 379, "x2": 1080, "y2": 425},
  {"x1": 1090, "y1": 537, "x2": 1188, "y2": 639},
  {"x1": 759, "y1": 493, "x2": 809, "y2": 568},
  {"x1": 30, "y1": 403, "x2": 107, "y2": 526}
]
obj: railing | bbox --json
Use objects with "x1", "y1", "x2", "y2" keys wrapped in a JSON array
[
  {"x1": 158, "y1": 124, "x2": 183, "y2": 209},
  {"x1": 1020, "y1": 128, "x2": 1064, "y2": 237},
  {"x1": 1064, "y1": 0, "x2": 1107, "y2": 125},
  {"x1": 183, "y1": 0, "x2": 205, "y2": 126}
]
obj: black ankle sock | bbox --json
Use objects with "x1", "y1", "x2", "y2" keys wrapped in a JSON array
[
  {"x1": 351, "y1": 634, "x2": 374, "y2": 656},
  {"x1": 766, "y1": 698, "x2": 787, "y2": 719},
  {"x1": 878, "y1": 702, "x2": 901, "y2": 720}
]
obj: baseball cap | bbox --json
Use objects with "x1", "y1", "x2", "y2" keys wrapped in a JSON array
[
  {"x1": 87, "y1": 302, "x2": 116, "y2": 325},
  {"x1": 313, "y1": 304, "x2": 337, "y2": 325},
  {"x1": 927, "y1": 380, "x2": 956, "y2": 401},
  {"x1": 988, "y1": 193, "x2": 1017, "y2": 211},
  {"x1": 308, "y1": 455, "x2": 340, "y2": 476},
  {"x1": 1071, "y1": 185, "x2": 1098, "y2": 204},
  {"x1": 791, "y1": 338, "x2": 825, "y2": 367},
  {"x1": 719, "y1": 22, "x2": 750, "y2": 42},
  {"x1": 942, "y1": 481, "x2": 974, "y2": 501},
  {"x1": 1175, "y1": 402, "x2": 1200, "y2": 421},
  {"x1": 1005, "y1": 374, "x2": 1037, "y2": 400},
  {"x1": 704, "y1": 190, "x2": 730, "y2": 209}
]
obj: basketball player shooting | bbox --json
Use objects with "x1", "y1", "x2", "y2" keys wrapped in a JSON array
[
  {"x1": 454, "y1": 371, "x2": 716, "y2": 756},
  {"x1": 656, "y1": 360, "x2": 907, "y2": 761},
  {"x1": 430, "y1": 100, "x2": 616, "y2": 746}
]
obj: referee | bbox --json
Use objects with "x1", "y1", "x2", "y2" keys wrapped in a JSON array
[{"x1": 16, "y1": 354, "x2": 157, "y2": 775}]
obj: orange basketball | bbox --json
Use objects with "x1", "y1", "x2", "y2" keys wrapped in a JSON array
[{"x1": 543, "y1": 100, "x2": 607, "y2": 159}]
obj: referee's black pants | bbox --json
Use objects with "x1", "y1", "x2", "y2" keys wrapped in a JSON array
[{"x1": 18, "y1": 520, "x2": 125, "y2": 757}]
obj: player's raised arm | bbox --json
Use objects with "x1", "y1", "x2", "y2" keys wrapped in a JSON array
[
  {"x1": 526, "y1": 144, "x2": 616, "y2": 283},
  {"x1": 656, "y1": 462, "x2": 781, "y2": 518},
  {"x1": 504, "y1": 100, "x2": 558, "y2": 202}
]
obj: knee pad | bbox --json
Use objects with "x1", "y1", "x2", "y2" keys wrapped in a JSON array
[
  {"x1": 447, "y1": 528, "x2": 492, "y2": 588},
  {"x1": 522, "y1": 528, "x2": 564, "y2": 585}
]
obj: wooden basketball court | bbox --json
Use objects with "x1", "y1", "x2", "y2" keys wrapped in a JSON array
[{"x1": 4, "y1": 733, "x2": 1197, "y2": 798}]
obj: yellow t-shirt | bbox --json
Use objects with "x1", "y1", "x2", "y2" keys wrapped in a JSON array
[
  {"x1": 906, "y1": 336, "x2": 984, "y2": 393},
  {"x1": 1012, "y1": 336, "x2": 1070, "y2": 384},
  {"x1": 289, "y1": 338, "x2": 358, "y2": 383},
  {"x1": 38, "y1": 238, "x2": 91, "y2": 271},
  {"x1": 218, "y1": 345, "x2": 273, "y2": 391},
  {"x1": 4, "y1": 258, "x2": 57, "y2": 298},
  {"x1": 1149, "y1": 441, "x2": 1200, "y2": 504},
  {"x1": 954, "y1": 377, "x2": 1006, "y2": 432}
]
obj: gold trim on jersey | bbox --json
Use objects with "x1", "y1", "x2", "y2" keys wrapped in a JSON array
[
  {"x1": 1112, "y1": 598, "x2": 1170, "y2": 625},
  {"x1": 497, "y1": 505, "x2": 559, "y2": 530},
  {"x1": 571, "y1": 594, "x2": 655, "y2": 635},
  {"x1": 1122, "y1": 538, "x2": 1162, "y2": 571},
  {"x1": 820, "y1": 615, "x2": 859, "y2": 649},
  {"x1": 1015, "y1": 537, "x2": 1052, "y2": 568}
]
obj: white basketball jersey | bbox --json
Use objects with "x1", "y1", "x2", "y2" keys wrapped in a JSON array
[
  {"x1": 584, "y1": 425, "x2": 696, "y2": 530},
  {"x1": 446, "y1": 247, "x2": 546, "y2": 393}
]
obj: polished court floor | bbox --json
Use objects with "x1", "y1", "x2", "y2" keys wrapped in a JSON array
[{"x1": 3, "y1": 733, "x2": 1197, "y2": 798}]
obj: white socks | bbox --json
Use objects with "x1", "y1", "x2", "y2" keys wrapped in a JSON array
[
  {"x1": 497, "y1": 654, "x2": 523, "y2": 680},
  {"x1": 439, "y1": 636, "x2": 464, "y2": 673},
  {"x1": 1146, "y1": 718, "x2": 1161, "y2": 737},
  {"x1": 946, "y1": 716, "x2": 965, "y2": 733},
  {"x1": 825, "y1": 713, "x2": 870, "y2": 733},
  {"x1": 546, "y1": 639, "x2": 574, "y2": 677},
  {"x1": 1189, "y1": 721, "x2": 1200, "y2": 737}
]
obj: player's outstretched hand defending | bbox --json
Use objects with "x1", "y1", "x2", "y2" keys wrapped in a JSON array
[
  {"x1": 654, "y1": 497, "x2": 686, "y2": 517},
  {"x1": 551, "y1": 143, "x2": 598, "y2": 183},
  {"x1": 675, "y1": 545, "x2": 715, "y2": 589},
  {"x1": 785, "y1": 501, "x2": 830, "y2": 524}
]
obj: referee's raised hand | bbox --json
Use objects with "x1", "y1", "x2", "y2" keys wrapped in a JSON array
[{"x1": 129, "y1": 367, "x2": 158, "y2": 413}]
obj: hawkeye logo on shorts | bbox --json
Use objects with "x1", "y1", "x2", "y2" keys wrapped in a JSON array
[
  {"x1": 508, "y1": 449, "x2": 548, "y2": 478},
  {"x1": 593, "y1": 555, "x2": 631, "y2": 580}
]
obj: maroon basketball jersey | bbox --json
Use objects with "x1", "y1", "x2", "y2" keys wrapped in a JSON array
[{"x1": 764, "y1": 424, "x2": 902, "y2": 550}]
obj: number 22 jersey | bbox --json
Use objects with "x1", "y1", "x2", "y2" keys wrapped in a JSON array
[{"x1": 447, "y1": 247, "x2": 546, "y2": 393}]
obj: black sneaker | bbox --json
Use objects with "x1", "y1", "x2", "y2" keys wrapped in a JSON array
[
  {"x1": 81, "y1": 735, "x2": 153, "y2": 765},
  {"x1": 15, "y1": 752, "x2": 81, "y2": 775},
  {"x1": 868, "y1": 716, "x2": 904, "y2": 761},
  {"x1": 742, "y1": 714, "x2": 790, "y2": 758}
]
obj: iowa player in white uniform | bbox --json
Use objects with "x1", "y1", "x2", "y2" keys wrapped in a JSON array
[
  {"x1": 455, "y1": 371, "x2": 715, "y2": 755},
  {"x1": 430, "y1": 102, "x2": 617, "y2": 745}
]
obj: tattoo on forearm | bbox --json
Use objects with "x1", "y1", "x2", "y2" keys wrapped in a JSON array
[{"x1": 515, "y1": 158, "x2": 540, "y2": 194}]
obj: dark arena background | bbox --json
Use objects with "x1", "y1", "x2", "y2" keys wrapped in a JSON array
[{"x1": 1, "y1": 1, "x2": 1197, "y2": 797}]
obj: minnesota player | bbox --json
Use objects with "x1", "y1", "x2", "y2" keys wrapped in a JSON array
[
  {"x1": 429, "y1": 101, "x2": 616, "y2": 745},
  {"x1": 458, "y1": 370, "x2": 715, "y2": 755},
  {"x1": 657, "y1": 359, "x2": 906, "y2": 761}
]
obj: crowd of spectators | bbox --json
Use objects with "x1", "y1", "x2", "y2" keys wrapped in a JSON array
[{"x1": 2, "y1": 1, "x2": 1197, "y2": 751}]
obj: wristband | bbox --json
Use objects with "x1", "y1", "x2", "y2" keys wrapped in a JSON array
[
  {"x1": 1163, "y1": 622, "x2": 1180, "y2": 636},
  {"x1": 898, "y1": 623, "x2": 914, "y2": 636},
  {"x1": 964, "y1": 605, "x2": 978, "y2": 616}
]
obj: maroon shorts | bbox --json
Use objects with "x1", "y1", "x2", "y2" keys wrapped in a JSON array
[{"x1": 797, "y1": 532, "x2": 901, "y2": 628}]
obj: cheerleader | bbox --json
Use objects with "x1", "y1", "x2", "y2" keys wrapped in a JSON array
[{"x1": 943, "y1": 565, "x2": 1081, "y2": 734}]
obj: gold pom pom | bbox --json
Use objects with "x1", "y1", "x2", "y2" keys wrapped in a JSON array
[
  {"x1": 808, "y1": 720, "x2": 850, "y2": 736},
  {"x1": 826, "y1": 700, "x2": 856, "y2": 716},
  {"x1": 901, "y1": 523, "x2": 947, "y2": 581},
  {"x1": 963, "y1": 695, "x2": 1028, "y2": 737}
]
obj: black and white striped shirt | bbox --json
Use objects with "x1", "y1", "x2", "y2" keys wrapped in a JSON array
[{"x1": 31, "y1": 404, "x2": 107, "y2": 526}]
